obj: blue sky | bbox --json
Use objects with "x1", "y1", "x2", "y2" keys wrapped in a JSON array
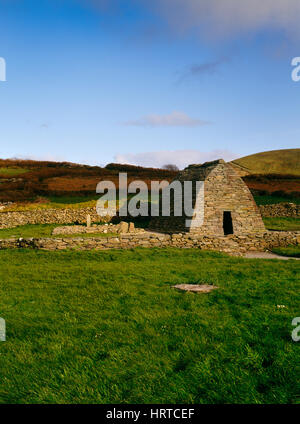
[{"x1": 0, "y1": 0, "x2": 299, "y2": 168}]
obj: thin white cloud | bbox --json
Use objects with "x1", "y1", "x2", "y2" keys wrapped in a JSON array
[
  {"x1": 114, "y1": 149, "x2": 239, "y2": 169},
  {"x1": 123, "y1": 111, "x2": 209, "y2": 127},
  {"x1": 84, "y1": 1, "x2": 300, "y2": 40},
  {"x1": 150, "y1": 0, "x2": 300, "y2": 39}
]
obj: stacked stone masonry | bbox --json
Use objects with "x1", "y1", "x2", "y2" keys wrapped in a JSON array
[
  {"x1": 52, "y1": 222, "x2": 139, "y2": 235},
  {"x1": 0, "y1": 202, "x2": 298, "y2": 231},
  {"x1": 149, "y1": 160, "x2": 266, "y2": 235},
  {"x1": 0, "y1": 231, "x2": 299, "y2": 256},
  {"x1": 259, "y1": 203, "x2": 300, "y2": 218},
  {"x1": 0, "y1": 207, "x2": 105, "y2": 229}
]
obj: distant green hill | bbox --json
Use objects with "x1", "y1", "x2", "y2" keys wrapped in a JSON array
[{"x1": 231, "y1": 149, "x2": 300, "y2": 176}]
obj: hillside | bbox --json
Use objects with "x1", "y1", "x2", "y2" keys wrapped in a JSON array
[
  {"x1": 0, "y1": 151, "x2": 299, "y2": 204},
  {"x1": 231, "y1": 149, "x2": 300, "y2": 176},
  {"x1": 0, "y1": 159, "x2": 176, "y2": 202}
]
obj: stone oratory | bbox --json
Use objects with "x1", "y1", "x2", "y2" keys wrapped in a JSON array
[{"x1": 150, "y1": 159, "x2": 266, "y2": 235}]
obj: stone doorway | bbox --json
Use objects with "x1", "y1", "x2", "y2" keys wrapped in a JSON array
[{"x1": 223, "y1": 211, "x2": 233, "y2": 235}]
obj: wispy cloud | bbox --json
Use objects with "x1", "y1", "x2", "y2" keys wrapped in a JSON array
[
  {"x1": 114, "y1": 149, "x2": 238, "y2": 169},
  {"x1": 123, "y1": 111, "x2": 209, "y2": 127},
  {"x1": 178, "y1": 57, "x2": 230, "y2": 83},
  {"x1": 83, "y1": 1, "x2": 300, "y2": 40},
  {"x1": 40, "y1": 122, "x2": 51, "y2": 129},
  {"x1": 150, "y1": 0, "x2": 300, "y2": 40}
]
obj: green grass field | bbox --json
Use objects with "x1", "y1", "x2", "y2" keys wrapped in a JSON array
[
  {"x1": 1, "y1": 191, "x2": 299, "y2": 213},
  {"x1": 232, "y1": 149, "x2": 300, "y2": 175},
  {"x1": 2, "y1": 194, "x2": 133, "y2": 212},
  {"x1": 0, "y1": 167, "x2": 29, "y2": 176},
  {"x1": 0, "y1": 217, "x2": 298, "y2": 240},
  {"x1": 0, "y1": 248, "x2": 299, "y2": 404},
  {"x1": 0, "y1": 224, "x2": 116, "y2": 239},
  {"x1": 254, "y1": 195, "x2": 300, "y2": 205},
  {"x1": 3, "y1": 197, "x2": 98, "y2": 212},
  {"x1": 272, "y1": 246, "x2": 300, "y2": 258},
  {"x1": 263, "y1": 217, "x2": 300, "y2": 231}
]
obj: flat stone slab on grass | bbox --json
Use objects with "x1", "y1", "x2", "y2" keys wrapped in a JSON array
[
  {"x1": 244, "y1": 252, "x2": 300, "y2": 260},
  {"x1": 172, "y1": 284, "x2": 218, "y2": 293}
]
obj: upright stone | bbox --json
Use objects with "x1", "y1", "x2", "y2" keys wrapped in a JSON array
[
  {"x1": 129, "y1": 222, "x2": 135, "y2": 233},
  {"x1": 119, "y1": 221, "x2": 129, "y2": 233},
  {"x1": 86, "y1": 214, "x2": 91, "y2": 228}
]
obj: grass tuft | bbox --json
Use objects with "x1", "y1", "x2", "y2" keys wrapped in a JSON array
[
  {"x1": 272, "y1": 245, "x2": 300, "y2": 258},
  {"x1": 263, "y1": 217, "x2": 300, "y2": 231}
]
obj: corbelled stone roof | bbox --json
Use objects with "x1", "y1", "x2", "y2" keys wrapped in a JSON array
[
  {"x1": 178, "y1": 159, "x2": 227, "y2": 181},
  {"x1": 149, "y1": 158, "x2": 266, "y2": 235}
]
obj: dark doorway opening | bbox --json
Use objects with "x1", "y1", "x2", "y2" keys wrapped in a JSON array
[{"x1": 223, "y1": 211, "x2": 233, "y2": 235}]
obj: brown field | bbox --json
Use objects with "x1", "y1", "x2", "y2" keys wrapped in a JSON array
[
  {"x1": 0, "y1": 159, "x2": 176, "y2": 201},
  {"x1": 45, "y1": 175, "x2": 167, "y2": 192},
  {"x1": 0, "y1": 154, "x2": 299, "y2": 203},
  {"x1": 244, "y1": 175, "x2": 300, "y2": 195}
]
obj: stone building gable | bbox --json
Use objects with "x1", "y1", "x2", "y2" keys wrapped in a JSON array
[{"x1": 149, "y1": 159, "x2": 265, "y2": 235}]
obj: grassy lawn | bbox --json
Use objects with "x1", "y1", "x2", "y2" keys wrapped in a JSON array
[
  {"x1": 272, "y1": 246, "x2": 300, "y2": 258},
  {"x1": 254, "y1": 195, "x2": 300, "y2": 205},
  {"x1": 3, "y1": 194, "x2": 140, "y2": 212},
  {"x1": 2, "y1": 195, "x2": 132, "y2": 212},
  {"x1": 0, "y1": 224, "x2": 116, "y2": 239},
  {"x1": 2, "y1": 193, "x2": 299, "y2": 212},
  {"x1": 263, "y1": 217, "x2": 300, "y2": 231},
  {"x1": 3, "y1": 198, "x2": 98, "y2": 212},
  {"x1": 47, "y1": 195, "x2": 99, "y2": 204},
  {"x1": 232, "y1": 149, "x2": 300, "y2": 175},
  {"x1": 0, "y1": 167, "x2": 29, "y2": 176},
  {"x1": 0, "y1": 248, "x2": 299, "y2": 404}
]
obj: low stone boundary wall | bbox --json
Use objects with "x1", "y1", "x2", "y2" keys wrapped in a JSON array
[
  {"x1": 0, "y1": 202, "x2": 298, "y2": 230},
  {"x1": 0, "y1": 231, "x2": 299, "y2": 255},
  {"x1": 52, "y1": 221, "x2": 139, "y2": 235},
  {"x1": 259, "y1": 203, "x2": 300, "y2": 218},
  {"x1": 0, "y1": 207, "x2": 107, "y2": 229}
]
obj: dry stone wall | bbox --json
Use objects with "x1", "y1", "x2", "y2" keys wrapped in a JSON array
[
  {"x1": 0, "y1": 207, "x2": 108, "y2": 229},
  {"x1": 0, "y1": 201, "x2": 298, "y2": 231},
  {"x1": 0, "y1": 231, "x2": 299, "y2": 255},
  {"x1": 259, "y1": 203, "x2": 300, "y2": 218},
  {"x1": 52, "y1": 222, "x2": 140, "y2": 235}
]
